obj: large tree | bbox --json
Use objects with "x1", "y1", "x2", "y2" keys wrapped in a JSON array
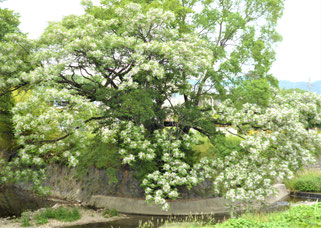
[{"x1": 3, "y1": 0, "x2": 321, "y2": 211}]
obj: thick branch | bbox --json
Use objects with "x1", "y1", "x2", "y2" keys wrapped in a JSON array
[
  {"x1": 32, "y1": 116, "x2": 105, "y2": 144},
  {"x1": 163, "y1": 121, "x2": 210, "y2": 137}
]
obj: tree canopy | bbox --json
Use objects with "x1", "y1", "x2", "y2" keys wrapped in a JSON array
[
  {"x1": 1, "y1": 0, "x2": 321, "y2": 211},
  {"x1": 0, "y1": 4, "x2": 22, "y2": 159}
]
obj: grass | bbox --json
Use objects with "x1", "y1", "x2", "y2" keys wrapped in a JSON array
[
  {"x1": 158, "y1": 202, "x2": 321, "y2": 228},
  {"x1": 216, "y1": 202, "x2": 321, "y2": 228},
  {"x1": 102, "y1": 208, "x2": 118, "y2": 218},
  {"x1": 20, "y1": 211, "x2": 32, "y2": 227},
  {"x1": 20, "y1": 207, "x2": 81, "y2": 226},
  {"x1": 138, "y1": 215, "x2": 216, "y2": 228},
  {"x1": 285, "y1": 169, "x2": 321, "y2": 192}
]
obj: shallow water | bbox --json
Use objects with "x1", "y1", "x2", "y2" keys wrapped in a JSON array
[
  {"x1": 65, "y1": 214, "x2": 226, "y2": 228},
  {"x1": 66, "y1": 196, "x2": 320, "y2": 228}
]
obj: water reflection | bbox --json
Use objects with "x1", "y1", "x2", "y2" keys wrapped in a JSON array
[{"x1": 65, "y1": 214, "x2": 227, "y2": 228}]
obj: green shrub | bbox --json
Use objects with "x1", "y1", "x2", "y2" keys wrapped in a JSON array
[
  {"x1": 102, "y1": 208, "x2": 118, "y2": 218},
  {"x1": 162, "y1": 203, "x2": 321, "y2": 228},
  {"x1": 285, "y1": 170, "x2": 321, "y2": 192},
  {"x1": 207, "y1": 134, "x2": 243, "y2": 159},
  {"x1": 0, "y1": 93, "x2": 15, "y2": 157},
  {"x1": 215, "y1": 202, "x2": 321, "y2": 228},
  {"x1": 20, "y1": 211, "x2": 31, "y2": 227},
  {"x1": 78, "y1": 141, "x2": 121, "y2": 170},
  {"x1": 192, "y1": 132, "x2": 213, "y2": 154},
  {"x1": 33, "y1": 207, "x2": 81, "y2": 225},
  {"x1": 215, "y1": 218, "x2": 261, "y2": 228},
  {"x1": 76, "y1": 139, "x2": 121, "y2": 182},
  {"x1": 294, "y1": 179, "x2": 321, "y2": 192}
]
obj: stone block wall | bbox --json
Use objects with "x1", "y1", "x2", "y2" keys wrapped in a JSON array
[{"x1": 23, "y1": 164, "x2": 215, "y2": 204}]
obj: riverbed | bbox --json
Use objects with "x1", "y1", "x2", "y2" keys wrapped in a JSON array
[{"x1": 0, "y1": 187, "x2": 319, "y2": 228}]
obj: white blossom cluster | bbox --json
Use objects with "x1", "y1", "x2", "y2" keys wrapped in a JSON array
[
  {"x1": 210, "y1": 91, "x2": 321, "y2": 204},
  {"x1": 101, "y1": 120, "x2": 201, "y2": 211},
  {"x1": 0, "y1": 34, "x2": 35, "y2": 89},
  {"x1": 11, "y1": 87, "x2": 100, "y2": 172},
  {"x1": 141, "y1": 130, "x2": 200, "y2": 211},
  {"x1": 0, "y1": 157, "x2": 48, "y2": 193},
  {"x1": 34, "y1": 3, "x2": 212, "y2": 94},
  {"x1": 101, "y1": 121, "x2": 156, "y2": 164}
]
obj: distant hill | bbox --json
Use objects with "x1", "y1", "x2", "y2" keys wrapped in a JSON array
[{"x1": 279, "y1": 80, "x2": 321, "y2": 94}]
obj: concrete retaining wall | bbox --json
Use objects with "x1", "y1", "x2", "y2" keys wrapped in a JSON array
[
  {"x1": 18, "y1": 164, "x2": 215, "y2": 203},
  {"x1": 88, "y1": 184, "x2": 289, "y2": 215},
  {"x1": 17, "y1": 164, "x2": 289, "y2": 215}
]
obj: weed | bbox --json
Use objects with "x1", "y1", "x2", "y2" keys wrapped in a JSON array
[
  {"x1": 285, "y1": 170, "x2": 321, "y2": 192},
  {"x1": 102, "y1": 208, "x2": 119, "y2": 218},
  {"x1": 34, "y1": 207, "x2": 81, "y2": 225},
  {"x1": 20, "y1": 211, "x2": 31, "y2": 227},
  {"x1": 216, "y1": 202, "x2": 321, "y2": 227},
  {"x1": 147, "y1": 203, "x2": 321, "y2": 227},
  {"x1": 138, "y1": 214, "x2": 216, "y2": 228}
]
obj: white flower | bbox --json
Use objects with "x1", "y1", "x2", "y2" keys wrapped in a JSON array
[{"x1": 122, "y1": 154, "x2": 135, "y2": 164}]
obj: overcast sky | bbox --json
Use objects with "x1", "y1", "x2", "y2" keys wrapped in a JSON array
[{"x1": 1, "y1": 0, "x2": 321, "y2": 82}]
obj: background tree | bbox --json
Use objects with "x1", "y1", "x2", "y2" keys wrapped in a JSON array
[
  {"x1": 0, "y1": 3, "x2": 21, "y2": 159},
  {"x1": 0, "y1": 5, "x2": 20, "y2": 39},
  {"x1": 0, "y1": 1, "x2": 36, "y2": 160},
  {"x1": 231, "y1": 78, "x2": 274, "y2": 108}
]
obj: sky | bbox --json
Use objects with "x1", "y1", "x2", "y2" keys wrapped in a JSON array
[{"x1": 1, "y1": 0, "x2": 321, "y2": 82}]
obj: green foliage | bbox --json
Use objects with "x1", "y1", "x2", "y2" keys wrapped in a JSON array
[
  {"x1": 20, "y1": 211, "x2": 32, "y2": 227},
  {"x1": 83, "y1": 0, "x2": 194, "y2": 34},
  {"x1": 208, "y1": 134, "x2": 243, "y2": 158},
  {"x1": 131, "y1": 158, "x2": 158, "y2": 181},
  {"x1": 77, "y1": 139, "x2": 121, "y2": 170},
  {"x1": 294, "y1": 179, "x2": 321, "y2": 193},
  {"x1": 191, "y1": 131, "x2": 244, "y2": 159},
  {"x1": 105, "y1": 168, "x2": 119, "y2": 184},
  {"x1": 231, "y1": 78, "x2": 274, "y2": 108},
  {"x1": 280, "y1": 88, "x2": 306, "y2": 95},
  {"x1": 102, "y1": 208, "x2": 118, "y2": 218},
  {"x1": 0, "y1": 5, "x2": 34, "y2": 161},
  {"x1": 19, "y1": 207, "x2": 81, "y2": 227},
  {"x1": 76, "y1": 138, "x2": 121, "y2": 182},
  {"x1": 0, "y1": 7, "x2": 20, "y2": 40},
  {"x1": 285, "y1": 170, "x2": 321, "y2": 192},
  {"x1": 119, "y1": 89, "x2": 156, "y2": 125},
  {"x1": 0, "y1": 5, "x2": 21, "y2": 158},
  {"x1": 33, "y1": 207, "x2": 81, "y2": 225},
  {"x1": 192, "y1": 132, "x2": 213, "y2": 154},
  {"x1": 215, "y1": 202, "x2": 321, "y2": 227},
  {"x1": 216, "y1": 218, "x2": 262, "y2": 228},
  {"x1": 0, "y1": 93, "x2": 14, "y2": 154},
  {"x1": 139, "y1": 214, "x2": 216, "y2": 228}
]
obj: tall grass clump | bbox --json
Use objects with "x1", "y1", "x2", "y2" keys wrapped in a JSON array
[
  {"x1": 33, "y1": 207, "x2": 81, "y2": 225},
  {"x1": 285, "y1": 170, "x2": 321, "y2": 192}
]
